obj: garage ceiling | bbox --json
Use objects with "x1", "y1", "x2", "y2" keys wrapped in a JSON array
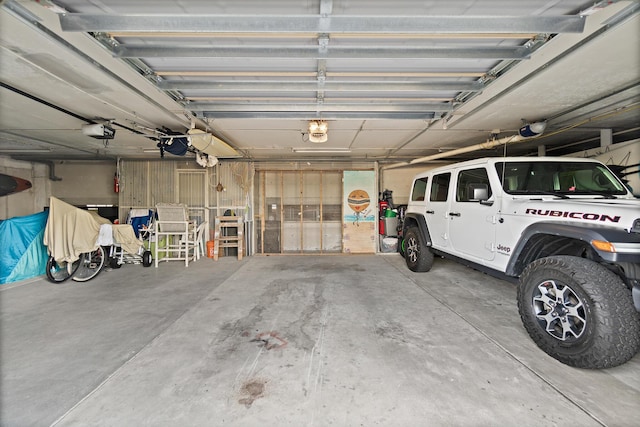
[{"x1": 1, "y1": 0, "x2": 639, "y2": 165}]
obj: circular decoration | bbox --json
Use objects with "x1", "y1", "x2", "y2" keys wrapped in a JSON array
[{"x1": 348, "y1": 189, "x2": 370, "y2": 213}]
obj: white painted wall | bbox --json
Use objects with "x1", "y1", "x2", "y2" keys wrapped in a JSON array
[
  {"x1": 379, "y1": 163, "x2": 450, "y2": 206},
  {"x1": 49, "y1": 161, "x2": 118, "y2": 206},
  {"x1": 0, "y1": 156, "x2": 48, "y2": 220},
  {"x1": 0, "y1": 157, "x2": 117, "y2": 220}
]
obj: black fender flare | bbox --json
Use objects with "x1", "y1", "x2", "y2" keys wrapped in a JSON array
[
  {"x1": 505, "y1": 221, "x2": 637, "y2": 277},
  {"x1": 402, "y1": 213, "x2": 433, "y2": 247}
]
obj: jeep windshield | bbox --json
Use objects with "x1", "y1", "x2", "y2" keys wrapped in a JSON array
[{"x1": 495, "y1": 161, "x2": 628, "y2": 197}]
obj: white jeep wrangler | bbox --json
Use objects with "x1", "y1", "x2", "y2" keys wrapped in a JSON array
[{"x1": 402, "y1": 156, "x2": 640, "y2": 369}]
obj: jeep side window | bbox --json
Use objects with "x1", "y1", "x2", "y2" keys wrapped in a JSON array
[
  {"x1": 496, "y1": 161, "x2": 627, "y2": 196},
  {"x1": 411, "y1": 177, "x2": 428, "y2": 201},
  {"x1": 430, "y1": 173, "x2": 451, "y2": 202},
  {"x1": 456, "y1": 168, "x2": 492, "y2": 202}
]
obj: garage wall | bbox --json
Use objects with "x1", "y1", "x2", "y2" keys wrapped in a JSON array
[
  {"x1": 49, "y1": 161, "x2": 118, "y2": 206},
  {"x1": 1, "y1": 158, "x2": 120, "y2": 220},
  {"x1": 118, "y1": 159, "x2": 255, "y2": 250},
  {"x1": 0, "y1": 156, "x2": 48, "y2": 220},
  {"x1": 5, "y1": 139, "x2": 635, "y2": 222},
  {"x1": 118, "y1": 159, "x2": 252, "y2": 216},
  {"x1": 379, "y1": 163, "x2": 450, "y2": 206}
]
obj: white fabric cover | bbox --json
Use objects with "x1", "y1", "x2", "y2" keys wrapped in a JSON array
[{"x1": 43, "y1": 197, "x2": 111, "y2": 263}]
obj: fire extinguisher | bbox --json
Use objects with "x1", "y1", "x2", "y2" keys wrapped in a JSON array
[
  {"x1": 378, "y1": 200, "x2": 388, "y2": 235},
  {"x1": 114, "y1": 172, "x2": 120, "y2": 193}
]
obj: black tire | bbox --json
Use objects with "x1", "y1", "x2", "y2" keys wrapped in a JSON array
[
  {"x1": 72, "y1": 246, "x2": 106, "y2": 282},
  {"x1": 398, "y1": 236, "x2": 406, "y2": 258},
  {"x1": 110, "y1": 257, "x2": 122, "y2": 269},
  {"x1": 404, "y1": 226, "x2": 434, "y2": 272},
  {"x1": 142, "y1": 250, "x2": 153, "y2": 267},
  {"x1": 45, "y1": 256, "x2": 80, "y2": 283},
  {"x1": 518, "y1": 256, "x2": 640, "y2": 369}
]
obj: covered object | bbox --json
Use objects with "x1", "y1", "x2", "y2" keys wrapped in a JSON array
[
  {"x1": 0, "y1": 211, "x2": 48, "y2": 284},
  {"x1": 43, "y1": 197, "x2": 111, "y2": 264}
]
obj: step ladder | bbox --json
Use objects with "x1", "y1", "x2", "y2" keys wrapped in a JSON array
[{"x1": 213, "y1": 216, "x2": 243, "y2": 260}]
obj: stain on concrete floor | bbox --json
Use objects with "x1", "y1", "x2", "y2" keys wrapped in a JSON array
[{"x1": 238, "y1": 379, "x2": 266, "y2": 408}]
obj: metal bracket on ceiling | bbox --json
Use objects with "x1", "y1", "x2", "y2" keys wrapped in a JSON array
[
  {"x1": 320, "y1": 0, "x2": 333, "y2": 16},
  {"x1": 94, "y1": 32, "x2": 119, "y2": 49},
  {"x1": 318, "y1": 34, "x2": 330, "y2": 51},
  {"x1": 316, "y1": 36, "x2": 328, "y2": 104},
  {"x1": 316, "y1": 66, "x2": 327, "y2": 101}
]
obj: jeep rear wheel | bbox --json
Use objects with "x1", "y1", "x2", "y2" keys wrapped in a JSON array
[
  {"x1": 518, "y1": 256, "x2": 640, "y2": 369},
  {"x1": 404, "y1": 227, "x2": 434, "y2": 272}
]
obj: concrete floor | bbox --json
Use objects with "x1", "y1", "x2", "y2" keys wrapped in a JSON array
[{"x1": 1, "y1": 254, "x2": 639, "y2": 427}]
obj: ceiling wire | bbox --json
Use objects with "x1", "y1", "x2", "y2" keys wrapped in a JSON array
[{"x1": 348, "y1": 120, "x2": 367, "y2": 150}]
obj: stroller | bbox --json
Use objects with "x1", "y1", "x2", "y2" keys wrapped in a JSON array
[{"x1": 108, "y1": 209, "x2": 153, "y2": 268}]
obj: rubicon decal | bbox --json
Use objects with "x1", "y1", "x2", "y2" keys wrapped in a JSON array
[{"x1": 525, "y1": 208, "x2": 620, "y2": 223}]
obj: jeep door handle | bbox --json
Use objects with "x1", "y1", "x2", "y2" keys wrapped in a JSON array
[
  {"x1": 426, "y1": 210, "x2": 435, "y2": 214},
  {"x1": 448, "y1": 212, "x2": 461, "y2": 217}
]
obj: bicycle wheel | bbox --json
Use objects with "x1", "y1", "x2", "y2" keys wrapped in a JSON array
[
  {"x1": 72, "y1": 246, "x2": 106, "y2": 282},
  {"x1": 45, "y1": 256, "x2": 80, "y2": 283}
]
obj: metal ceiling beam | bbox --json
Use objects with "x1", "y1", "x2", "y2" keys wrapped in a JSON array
[
  {"x1": 189, "y1": 102, "x2": 453, "y2": 112},
  {"x1": 155, "y1": 71, "x2": 486, "y2": 77},
  {"x1": 115, "y1": 45, "x2": 532, "y2": 59},
  {"x1": 187, "y1": 96, "x2": 454, "y2": 102},
  {"x1": 103, "y1": 32, "x2": 536, "y2": 39},
  {"x1": 201, "y1": 111, "x2": 437, "y2": 120},
  {"x1": 59, "y1": 14, "x2": 585, "y2": 34},
  {"x1": 158, "y1": 81, "x2": 483, "y2": 92}
]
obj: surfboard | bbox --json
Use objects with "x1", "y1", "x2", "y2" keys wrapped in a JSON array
[{"x1": 0, "y1": 173, "x2": 32, "y2": 197}]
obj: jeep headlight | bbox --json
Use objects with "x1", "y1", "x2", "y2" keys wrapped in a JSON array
[{"x1": 631, "y1": 218, "x2": 640, "y2": 234}]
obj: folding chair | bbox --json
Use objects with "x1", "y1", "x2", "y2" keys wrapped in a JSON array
[
  {"x1": 178, "y1": 220, "x2": 208, "y2": 261},
  {"x1": 153, "y1": 203, "x2": 196, "y2": 267},
  {"x1": 194, "y1": 221, "x2": 208, "y2": 260}
]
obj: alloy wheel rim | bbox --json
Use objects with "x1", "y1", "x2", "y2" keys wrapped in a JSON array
[{"x1": 533, "y1": 279, "x2": 587, "y2": 341}]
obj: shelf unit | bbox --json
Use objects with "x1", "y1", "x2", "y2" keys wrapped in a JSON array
[{"x1": 213, "y1": 216, "x2": 243, "y2": 261}]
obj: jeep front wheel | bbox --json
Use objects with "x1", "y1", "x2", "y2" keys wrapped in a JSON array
[
  {"x1": 518, "y1": 256, "x2": 640, "y2": 369},
  {"x1": 404, "y1": 227, "x2": 434, "y2": 272}
]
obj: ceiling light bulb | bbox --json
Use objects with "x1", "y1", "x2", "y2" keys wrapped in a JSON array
[{"x1": 308, "y1": 120, "x2": 328, "y2": 143}]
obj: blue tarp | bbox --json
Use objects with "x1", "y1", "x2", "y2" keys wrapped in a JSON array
[{"x1": 0, "y1": 211, "x2": 49, "y2": 284}]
